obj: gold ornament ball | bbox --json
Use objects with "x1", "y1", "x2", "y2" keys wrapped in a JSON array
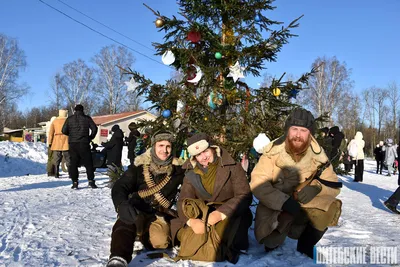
[
  {"x1": 155, "y1": 18, "x2": 164, "y2": 28},
  {"x1": 272, "y1": 88, "x2": 281, "y2": 97},
  {"x1": 204, "y1": 117, "x2": 208, "y2": 121}
]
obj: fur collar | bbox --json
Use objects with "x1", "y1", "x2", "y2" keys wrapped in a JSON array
[
  {"x1": 134, "y1": 150, "x2": 181, "y2": 167},
  {"x1": 262, "y1": 135, "x2": 328, "y2": 172}
]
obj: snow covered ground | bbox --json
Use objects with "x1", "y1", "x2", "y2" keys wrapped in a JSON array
[{"x1": 0, "y1": 140, "x2": 399, "y2": 266}]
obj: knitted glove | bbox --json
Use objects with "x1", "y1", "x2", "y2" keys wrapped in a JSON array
[
  {"x1": 281, "y1": 196, "x2": 301, "y2": 216},
  {"x1": 117, "y1": 201, "x2": 138, "y2": 225},
  {"x1": 297, "y1": 184, "x2": 322, "y2": 204}
]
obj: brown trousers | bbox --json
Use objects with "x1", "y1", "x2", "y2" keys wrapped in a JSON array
[
  {"x1": 46, "y1": 148, "x2": 55, "y2": 175},
  {"x1": 110, "y1": 214, "x2": 170, "y2": 263},
  {"x1": 263, "y1": 200, "x2": 339, "y2": 249}
]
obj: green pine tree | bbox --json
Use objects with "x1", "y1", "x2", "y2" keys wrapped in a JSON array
[{"x1": 122, "y1": 0, "x2": 315, "y2": 160}]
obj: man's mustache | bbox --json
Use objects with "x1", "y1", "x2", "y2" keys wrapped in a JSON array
[{"x1": 290, "y1": 137, "x2": 305, "y2": 142}]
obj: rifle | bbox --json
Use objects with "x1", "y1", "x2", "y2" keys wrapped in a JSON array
[
  {"x1": 293, "y1": 161, "x2": 330, "y2": 201},
  {"x1": 293, "y1": 152, "x2": 343, "y2": 201}
]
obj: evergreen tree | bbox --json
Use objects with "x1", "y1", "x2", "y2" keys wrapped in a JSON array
[{"x1": 121, "y1": 0, "x2": 315, "y2": 159}]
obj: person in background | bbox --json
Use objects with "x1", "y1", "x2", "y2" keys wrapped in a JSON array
[
  {"x1": 102, "y1": 124, "x2": 124, "y2": 170},
  {"x1": 46, "y1": 116, "x2": 57, "y2": 177},
  {"x1": 48, "y1": 109, "x2": 70, "y2": 178},
  {"x1": 62, "y1": 104, "x2": 98, "y2": 189},
  {"x1": 373, "y1": 141, "x2": 385, "y2": 175},
  {"x1": 383, "y1": 138, "x2": 397, "y2": 177},
  {"x1": 316, "y1": 127, "x2": 331, "y2": 156},
  {"x1": 125, "y1": 122, "x2": 140, "y2": 166},
  {"x1": 342, "y1": 138, "x2": 353, "y2": 174},
  {"x1": 348, "y1": 132, "x2": 365, "y2": 182}
]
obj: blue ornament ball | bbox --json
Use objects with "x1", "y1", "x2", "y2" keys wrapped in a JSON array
[
  {"x1": 255, "y1": 14, "x2": 261, "y2": 22},
  {"x1": 162, "y1": 109, "x2": 171, "y2": 118}
]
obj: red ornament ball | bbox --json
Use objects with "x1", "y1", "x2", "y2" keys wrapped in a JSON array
[{"x1": 187, "y1": 31, "x2": 201, "y2": 43}]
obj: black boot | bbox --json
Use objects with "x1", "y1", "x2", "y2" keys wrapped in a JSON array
[
  {"x1": 297, "y1": 224, "x2": 327, "y2": 259},
  {"x1": 88, "y1": 180, "x2": 98, "y2": 189},
  {"x1": 384, "y1": 201, "x2": 400, "y2": 214},
  {"x1": 71, "y1": 182, "x2": 79, "y2": 189},
  {"x1": 54, "y1": 165, "x2": 60, "y2": 178}
]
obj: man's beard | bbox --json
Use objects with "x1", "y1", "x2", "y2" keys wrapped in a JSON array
[{"x1": 287, "y1": 136, "x2": 310, "y2": 154}]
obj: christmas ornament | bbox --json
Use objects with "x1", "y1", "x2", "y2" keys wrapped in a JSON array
[
  {"x1": 255, "y1": 14, "x2": 261, "y2": 22},
  {"x1": 223, "y1": 27, "x2": 235, "y2": 45},
  {"x1": 161, "y1": 50, "x2": 175, "y2": 65},
  {"x1": 253, "y1": 133, "x2": 271, "y2": 154},
  {"x1": 187, "y1": 30, "x2": 201, "y2": 43},
  {"x1": 176, "y1": 100, "x2": 185, "y2": 113},
  {"x1": 162, "y1": 109, "x2": 171, "y2": 118},
  {"x1": 215, "y1": 52, "x2": 222, "y2": 59},
  {"x1": 204, "y1": 117, "x2": 208, "y2": 121},
  {"x1": 227, "y1": 61, "x2": 245, "y2": 82},
  {"x1": 155, "y1": 17, "x2": 164, "y2": 28},
  {"x1": 207, "y1": 91, "x2": 223, "y2": 110},
  {"x1": 125, "y1": 77, "x2": 140, "y2": 92},
  {"x1": 173, "y1": 118, "x2": 182, "y2": 130},
  {"x1": 187, "y1": 64, "x2": 203, "y2": 83},
  {"x1": 266, "y1": 42, "x2": 278, "y2": 49},
  {"x1": 179, "y1": 148, "x2": 189, "y2": 160},
  {"x1": 272, "y1": 88, "x2": 281, "y2": 96},
  {"x1": 289, "y1": 89, "x2": 300, "y2": 99}
]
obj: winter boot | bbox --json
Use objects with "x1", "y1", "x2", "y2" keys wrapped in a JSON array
[
  {"x1": 106, "y1": 256, "x2": 128, "y2": 267},
  {"x1": 384, "y1": 201, "x2": 400, "y2": 214},
  {"x1": 71, "y1": 182, "x2": 79, "y2": 189},
  {"x1": 54, "y1": 165, "x2": 60, "y2": 178},
  {"x1": 297, "y1": 224, "x2": 327, "y2": 259},
  {"x1": 88, "y1": 180, "x2": 98, "y2": 189}
]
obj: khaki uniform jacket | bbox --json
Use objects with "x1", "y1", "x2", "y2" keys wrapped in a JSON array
[
  {"x1": 49, "y1": 117, "x2": 69, "y2": 151},
  {"x1": 170, "y1": 147, "x2": 252, "y2": 245},
  {"x1": 250, "y1": 136, "x2": 340, "y2": 243}
]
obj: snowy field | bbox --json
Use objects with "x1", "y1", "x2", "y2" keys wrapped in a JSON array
[{"x1": 0, "y1": 141, "x2": 400, "y2": 267}]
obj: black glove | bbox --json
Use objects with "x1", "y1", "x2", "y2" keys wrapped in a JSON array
[
  {"x1": 281, "y1": 196, "x2": 301, "y2": 216},
  {"x1": 117, "y1": 201, "x2": 138, "y2": 225},
  {"x1": 297, "y1": 184, "x2": 322, "y2": 204}
]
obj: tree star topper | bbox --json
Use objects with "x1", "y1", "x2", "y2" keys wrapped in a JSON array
[
  {"x1": 125, "y1": 77, "x2": 140, "y2": 92},
  {"x1": 227, "y1": 61, "x2": 245, "y2": 82}
]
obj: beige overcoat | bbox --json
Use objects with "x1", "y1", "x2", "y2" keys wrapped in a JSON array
[
  {"x1": 48, "y1": 110, "x2": 69, "y2": 151},
  {"x1": 250, "y1": 135, "x2": 340, "y2": 243}
]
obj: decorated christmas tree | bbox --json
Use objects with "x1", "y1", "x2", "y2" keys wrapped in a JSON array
[{"x1": 122, "y1": 0, "x2": 314, "y2": 160}]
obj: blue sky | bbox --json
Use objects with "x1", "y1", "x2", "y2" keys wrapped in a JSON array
[{"x1": 1, "y1": 0, "x2": 399, "y2": 112}]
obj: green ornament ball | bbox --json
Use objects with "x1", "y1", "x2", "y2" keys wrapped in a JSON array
[{"x1": 215, "y1": 52, "x2": 222, "y2": 59}]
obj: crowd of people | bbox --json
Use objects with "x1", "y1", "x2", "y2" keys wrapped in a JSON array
[{"x1": 44, "y1": 105, "x2": 400, "y2": 267}]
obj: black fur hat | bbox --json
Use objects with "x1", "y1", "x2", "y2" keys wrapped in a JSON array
[{"x1": 284, "y1": 108, "x2": 315, "y2": 134}]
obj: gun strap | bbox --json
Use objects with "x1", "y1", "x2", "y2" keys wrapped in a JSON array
[
  {"x1": 316, "y1": 177, "x2": 343, "y2": 188},
  {"x1": 314, "y1": 160, "x2": 343, "y2": 189}
]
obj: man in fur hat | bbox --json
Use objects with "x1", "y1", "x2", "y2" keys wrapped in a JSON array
[
  {"x1": 170, "y1": 132, "x2": 252, "y2": 263},
  {"x1": 106, "y1": 130, "x2": 184, "y2": 267},
  {"x1": 250, "y1": 107, "x2": 342, "y2": 259},
  {"x1": 48, "y1": 109, "x2": 70, "y2": 178}
]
